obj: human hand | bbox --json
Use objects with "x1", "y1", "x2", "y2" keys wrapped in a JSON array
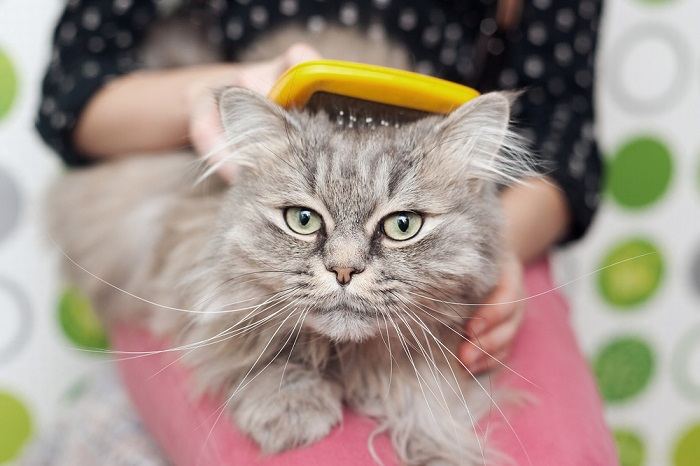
[
  {"x1": 459, "y1": 249, "x2": 525, "y2": 374},
  {"x1": 187, "y1": 43, "x2": 321, "y2": 182}
]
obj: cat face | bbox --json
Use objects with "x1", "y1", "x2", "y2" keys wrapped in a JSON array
[{"x1": 211, "y1": 88, "x2": 530, "y2": 342}]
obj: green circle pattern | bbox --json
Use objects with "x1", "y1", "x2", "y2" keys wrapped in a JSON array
[
  {"x1": 0, "y1": 47, "x2": 18, "y2": 121},
  {"x1": 614, "y1": 429, "x2": 646, "y2": 466},
  {"x1": 58, "y1": 287, "x2": 109, "y2": 351},
  {"x1": 594, "y1": 336, "x2": 655, "y2": 403},
  {"x1": 598, "y1": 238, "x2": 664, "y2": 308},
  {"x1": 674, "y1": 423, "x2": 700, "y2": 466},
  {"x1": 0, "y1": 391, "x2": 33, "y2": 463},
  {"x1": 607, "y1": 137, "x2": 673, "y2": 209}
]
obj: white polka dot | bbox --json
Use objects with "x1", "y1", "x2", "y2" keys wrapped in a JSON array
[
  {"x1": 554, "y1": 43, "x2": 573, "y2": 65},
  {"x1": 524, "y1": 56, "x2": 545, "y2": 78},
  {"x1": 456, "y1": 56, "x2": 474, "y2": 76},
  {"x1": 444, "y1": 23, "x2": 462, "y2": 42},
  {"x1": 440, "y1": 46, "x2": 457, "y2": 66},
  {"x1": 208, "y1": 0, "x2": 226, "y2": 12},
  {"x1": 113, "y1": 0, "x2": 133, "y2": 15},
  {"x1": 115, "y1": 30, "x2": 133, "y2": 49},
  {"x1": 398, "y1": 8, "x2": 417, "y2": 31},
  {"x1": 82, "y1": 7, "x2": 102, "y2": 31},
  {"x1": 575, "y1": 70, "x2": 593, "y2": 88},
  {"x1": 499, "y1": 68, "x2": 518, "y2": 87},
  {"x1": 579, "y1": 0, "x2": 596, "y2": 20},
  {"x1": 250, "y1": 6, "x2": 268, "y2": 28},
  {"x1": 88, "y1": 36, "x2": 106, "y2": 53},
  {"x1": 373, "y1": 0, "x2": 391, "y2": 9},
  {"x1": 556, "y1": 8, "x2": 576, "y2": 32},
  {"x1": 581, "y1": 121, "x2": 595, "y2": 140},
  {"x1": 82, "y1": 61, "x2": 101, "y2": 78},
  {"x1": 50, "y1": 112, "x2": 67, "y2": 129},
  {"x1": 58, "y1": 22, "x2": 77, "y2": 44},
  {"x1": 226, "y1": 18, "x2": 244, "y2": 40},
  {"x1": 307, "y1": 16, "x2": 326, "y2": 34},
  {"x1": 415, "y1": 60, "x2": 435, "y2": 76},
  {"x1": 67, "y1": 0, "x2": 80, "y2": 9},
  {"x1": 340, "y1": 3, "x2": 359, "y2": 26},
  {"x1": 279, "y1": 0, "x2": 298, "y2": 16},
  {"x1": 533, "y1": 0, "x2": 551, "y2": 10},
  {"x1": 367, "y1": 22, "x2": 385, "y2": 41},
  {"x1": 480, "y1": 18, "x2": 497, "y2": 36},
  {"x1": 541, "y1": 140, "x2": 557, "y2": 157},
  {"x1": 50, "y1": 47, "x2": 60, "y2": 65},
  {"x1": 41, "y1": 98, "x2": 56, "y2": 115},
  {"x1": 487, "y1": 37, "x2": 504, "y2": 55},
  {"x1": 527, "y1": 23, "x2": 547, "y2": 46},
  {"x1": 422, "y1": 26, "x2": 441, "y2": 48},
  {"x1": 574, "y1": 33, "x2": 593, "y2": 55},
  {"x1": 568, "y1": 157, "x2": 585, "y2": 178}
]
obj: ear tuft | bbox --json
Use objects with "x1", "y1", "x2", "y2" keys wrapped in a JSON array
[
  {"x1": 434, "y1": 91, "x2": 538, "y2": 186},
  {"x1": 198, "y1": 87, "x2": 296, "y2": 181}
]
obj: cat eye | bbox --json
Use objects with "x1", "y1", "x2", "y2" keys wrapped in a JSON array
[
  {"x1": 284, "y1": 207, "x2": 323, "y2": 235},
  {"x1": 382, "y1": 212, "x2": 423, "y2": 241}
]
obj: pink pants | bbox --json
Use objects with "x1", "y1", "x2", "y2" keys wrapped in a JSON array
[{"x1": 113, "y1": 259, "x2": 617, "y2": 465}]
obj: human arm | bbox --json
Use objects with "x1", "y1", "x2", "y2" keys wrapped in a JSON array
[{"x1": 460, "y1": 0, "x2": 604, "y2": 371}]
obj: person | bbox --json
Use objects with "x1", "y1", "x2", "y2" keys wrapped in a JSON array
[{"x1": 34, "y1": 0, "x2": 615, "y2": 463}]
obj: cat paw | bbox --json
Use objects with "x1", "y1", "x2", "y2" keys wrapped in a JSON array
[{"x1": 233, "y1": 375, "x2": 343, "y2": 454}]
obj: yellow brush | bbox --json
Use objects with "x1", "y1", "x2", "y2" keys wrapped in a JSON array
[{"x1": 267, "y1": 59, "x2": 480, "y2": 126}]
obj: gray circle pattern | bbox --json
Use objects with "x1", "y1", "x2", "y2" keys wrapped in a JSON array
[
  {"x1": 691, "y1": 245, "x2": 700, "y2": 296},
  {"x1": 671, "y1": 323, "x2": 700, "y2": 401},
  {"x1": 0, "y1": 277, "x2": 33, "y2": 365},
  {"x1": 0, "y1": 167, "x2": 22, "y2": 243},
  {"x1": 606, "y1": 23, "x2": 691, "y2": 113}
]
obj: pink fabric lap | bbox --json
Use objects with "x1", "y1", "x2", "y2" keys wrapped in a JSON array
[{"x1": 113, "y1": 259, "x2": 616, "y2": 466}]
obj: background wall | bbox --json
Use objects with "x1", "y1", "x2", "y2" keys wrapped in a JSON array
[{"x1": 0, "y1": 1, "x2": 698, "y2": 465}]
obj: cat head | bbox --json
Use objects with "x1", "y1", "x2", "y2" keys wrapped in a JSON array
[{"x1": 207, "y1": 87, "x2": 533, "y2": 342}]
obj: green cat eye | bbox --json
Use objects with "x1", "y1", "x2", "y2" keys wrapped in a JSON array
[
  {"x1": 382, "y1": 212, "x2": 423, "y2": 241},
  {"x1": 284, "y1": 207, "x2": 323, "y2": 235}
]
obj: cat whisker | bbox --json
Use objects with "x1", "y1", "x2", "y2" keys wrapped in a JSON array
[
  {"x1": 279, "y1": 307, "x2": 310, "y2": 391},
  {"x1": 390, "y1": 297, "x2": 486, "y2": 463},
  {"x1": 391, "y1": 301, "x2": 485, "y2": 465},
  {"x1": 407, "y1": 252, "x2": 656, "y2": 308},
  {"x1": 375, "y1": 313, "x2": 394, "y2": 398},
  {"x1": 385, "y1": 316, "x2": 439, "y2": 426},
  {"x1": 396, "y1": 303, "x2": 533, "y2": 466},
  {"x1": 77, "y1": 288, "x2": 300, "y2": 361},
  {"x1": 148, "y1": 297, "x2": 304, "y2": 379},
  {"x1": 399, "y1": 293, "x2": 539, "y2": 390},
  {"x1": 199, "y1": 306, "x2": 306, "y2": 463}
]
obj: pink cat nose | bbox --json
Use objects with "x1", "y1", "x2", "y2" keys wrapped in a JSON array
[{"x1": 331, "y1": 266, "x2": 363, "y2": 285}]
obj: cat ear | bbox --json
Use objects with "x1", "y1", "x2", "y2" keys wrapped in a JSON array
[
  {"x1": 207, "y1": 87, "x2": 298, "y2": 180},
  {"x1": 431, "y1": 92, "x2": 534, "y2": 186}
]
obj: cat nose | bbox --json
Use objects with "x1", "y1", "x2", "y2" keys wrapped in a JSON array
[{"x1": 330, "y1": 266, "x2": 363, "y2": 285}]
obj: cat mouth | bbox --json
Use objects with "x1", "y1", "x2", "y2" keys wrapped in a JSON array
[{"x1": 312, "y1": 302, "x2": 375, "y2": 319}]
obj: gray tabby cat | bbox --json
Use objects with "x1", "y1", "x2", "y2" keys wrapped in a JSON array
[{"x1": 48, "y1": 23, "x2": 534, "y2": 466}]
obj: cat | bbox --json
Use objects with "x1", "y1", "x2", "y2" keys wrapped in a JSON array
[{"x1": 47, "y1": 22, "x2": 534, "y2": 466}]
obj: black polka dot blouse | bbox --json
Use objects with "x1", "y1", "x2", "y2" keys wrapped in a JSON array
[{"x1": 36, "y1": 0, "x2": 603, "y2": 243}]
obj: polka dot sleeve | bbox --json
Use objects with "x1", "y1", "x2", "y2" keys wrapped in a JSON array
[
  {"x1": 501, "y1": 0, "x2": 603, "y2": 243},
  {"x1": 36, "y1": 0, "x2": 158, "y2": 166}
]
